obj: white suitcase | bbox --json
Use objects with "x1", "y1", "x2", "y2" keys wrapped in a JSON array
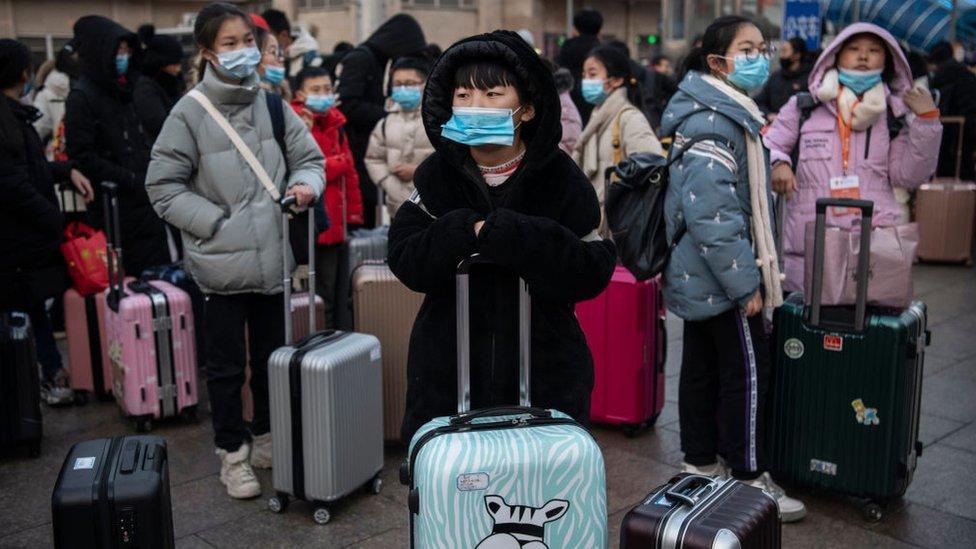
[{"x1": 267, "y1": 196, "x2": 384, "y2": 525}]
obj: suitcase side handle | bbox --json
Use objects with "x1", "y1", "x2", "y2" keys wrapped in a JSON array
[
  {"x1": 280, "y1": 195, "x2": 316, "y2": 344},
  {"x1": 449, "y1": 406, "x2": 552, "y2": 425},
  {"x1": 102, "y1": 181, "x2": 124, "y2": 312},
  {"x1": 664, "y1": 474, "x2": 714, "y2": 507},
  {"x1": 456, "y1": 254, "x2": 531, "y2": 414},
  {"x1": 809, "y1": 198, "x2": 874, "y2": 331}
]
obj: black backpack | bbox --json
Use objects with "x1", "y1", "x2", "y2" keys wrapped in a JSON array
[
  {"x1": 789, "y1": 91, "x2": 905, "y2": 167},
  {"x1": 605, "y1": 132, "x2": 733, "y2": 281}
]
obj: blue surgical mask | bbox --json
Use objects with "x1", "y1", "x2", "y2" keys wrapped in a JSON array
[
  {"x1": 838, "y1": 68, "x2": 883, "y2": 95},
  {"x1": 305, "y1": 93, "x2": 336, "y2": 113},
  {"x1": 21, "y1": 81, "x2": 33, "y2": 98},
  {"x1": 262, "y1": 65, "x2": 286, "y2": 86},
  {"x1": 391, "y1": 86, "x2": 422, "y2": 111},
  {"x1": 441, "y1": 106, "x2": 523, "y2": 147},
  {"x1": 581, "y1": 78, "x2": 607, "y2": 105},
  {"x1": 213, "y1": 46, "x2": 261, "y2": 80},
  {"x1": 722, "y1": 54, "x2": 770, "y2": 92},
  {"x1": 115, "y1": 54, "x2": 130, "y2": 76}
]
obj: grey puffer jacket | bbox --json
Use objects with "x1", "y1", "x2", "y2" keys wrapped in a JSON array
[
  {"x1": 659, "y1": 71, "x2": 774, "y2": 321},
  {"x1": 146, "y1": 68, "x2": 324, "y2": 295}
]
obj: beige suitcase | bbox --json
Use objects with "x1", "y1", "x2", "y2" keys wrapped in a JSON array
[{"x1": 352, "y1": 262, "x2": 423, "y2": 442}]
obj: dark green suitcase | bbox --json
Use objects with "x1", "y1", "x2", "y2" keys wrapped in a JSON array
[{"x1": 767, "y1": 198, "x2": 929, "y2": 520}]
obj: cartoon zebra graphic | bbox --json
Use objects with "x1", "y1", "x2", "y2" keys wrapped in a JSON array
[{"x1": 475, "y1": 495, "x2": 570, "y2": 549}]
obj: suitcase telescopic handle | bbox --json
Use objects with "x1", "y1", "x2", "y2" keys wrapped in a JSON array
[
  {"x1": 102, "y1": 181, "x2": 124, "y2": 312},
  {"x1": 280, "y1": 195, "x2": 317, "y2": 344},
  {"x1": 456, "y1": 254, "x2": 531, "y2": 414},
  {"x1": 809, "y1": 198, "x2": 874, "y2": 332},
  {"x1": 664, "y1": 474, "x2": 715, "y2": 507}
]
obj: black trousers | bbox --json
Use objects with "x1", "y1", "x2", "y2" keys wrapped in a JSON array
[
  {"x1": 204, "y1": 292, "x2": 285, "y2": 452},
  {"x1": 679, "y1": 307, "x2": 771, "y2": 478}
]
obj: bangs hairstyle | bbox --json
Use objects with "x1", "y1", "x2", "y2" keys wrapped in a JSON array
[
  {"x1": 840, "y1": 32, "x2": 896, "y2": 84},
  {"x1": 453, "y1": 60, "x2": 529, "y2": 103},
  {"x1": 193, "y1": 2, "x2": 254, "y2": 78}
]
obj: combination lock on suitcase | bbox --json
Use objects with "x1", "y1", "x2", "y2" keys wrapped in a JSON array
[
  {"x1": 52, "y1": 435, "x2": 174, "y2": 548},
  {"x1": 267, "y1": 196, "x2": 384, "y2": 525},
  {"x1": 620, "y1": 474, "x2": 781, "y2": 548}
]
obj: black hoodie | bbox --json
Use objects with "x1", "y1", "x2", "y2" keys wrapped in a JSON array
[
  {"x1": 338, "y1": 14, "x2": 426, "y2": 226},
  {"x1": 388, "y1": 30, "x2": 616, "y2": 441},
  {"x1": 931, "y1": 60, "x2": 976, "y2": 180},
  {"x1": 65, "y1": 15, "x2": 169, "y2": 275}
]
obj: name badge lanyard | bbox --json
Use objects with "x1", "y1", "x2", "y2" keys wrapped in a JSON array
[{"x1": 835, "y1": 96, "x2": 860, "y2": 176}]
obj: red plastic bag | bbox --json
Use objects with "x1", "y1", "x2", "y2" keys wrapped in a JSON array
[{"x1": 61, "y1": 222, "x2": 109, "y2": 295}]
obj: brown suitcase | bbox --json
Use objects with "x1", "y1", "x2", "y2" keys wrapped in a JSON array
[
  {"x1": 620, "y1": 474, "x2": 781, "y2": 548},
  {"x1": 351, "y1": 262, "x2": 423, "y2": 441}
]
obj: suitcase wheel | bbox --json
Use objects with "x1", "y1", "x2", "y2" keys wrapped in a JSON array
[
  {"x1": 622, "y1": 423, "x2": 642, "y2": 438},
  {"x1": 135, "y1": 417, "x2": 153, "y2": 433},
  {"x1": 863, "y1": 502, "x2": 884, "y2": 523},
  {"x1": 312, "y1": 506, "x2": 331, "y2": 525},
  {"x1": 369, "y1": 475, "x2": 383, "y2": 495},
  {"x1": 268, "y1": 494, "x2": 289, "y2": 514}
]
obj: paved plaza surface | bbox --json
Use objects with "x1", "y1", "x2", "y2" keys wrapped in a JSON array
[{"x1": 2, "y1": 264, "x2": 975, "y2": 548}]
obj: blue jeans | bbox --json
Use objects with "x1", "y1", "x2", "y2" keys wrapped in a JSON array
[{"x1": 28, "y1": 303, "x2": 64, "y2": 381}]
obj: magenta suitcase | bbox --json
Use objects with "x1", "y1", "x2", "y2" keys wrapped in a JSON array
[
  {"x1": 576, "y1": 267, "x2": 665, "y2": 436},
  {"x1": 101, "y1": 183, "x2": 199, "y2": 431}
]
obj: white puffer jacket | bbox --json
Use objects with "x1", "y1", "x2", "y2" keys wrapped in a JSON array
[{"x1": 364, "y1": 103, "x2": 434, "y2": 219}]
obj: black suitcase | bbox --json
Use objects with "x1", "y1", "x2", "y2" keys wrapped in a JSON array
[
  {"x1": 52, "y1": 436, "x2": 174, "y2": 548},
  {"x1": 0, "y1": 311, "x2": 42, "y2": 457},
  {"x1": 620, "y1": 474, "x2": 781, "y2": 548}
]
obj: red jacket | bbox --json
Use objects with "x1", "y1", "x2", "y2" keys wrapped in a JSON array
[{"x1": 291, "y1": 101, "x2": 363, "y2": 245}]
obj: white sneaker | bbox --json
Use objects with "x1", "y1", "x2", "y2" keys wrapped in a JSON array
[
  {"x1": 217, "y1": 443, "x2": 261, "y2": 499},
  {"x1": 681, "y1": 458, "x2": 729, "y2": 477},
  {"x1": 250, "y1": 433, "x2": 272, "y2": 469},
  {"x1": 746, "y1": 472, "x2": 807, "y2": 523}
]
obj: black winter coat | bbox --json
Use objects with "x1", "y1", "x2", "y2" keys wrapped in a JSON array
[
  {"x1": 556, "y1": 34, "x2": 600, "y2": 124},
  {"x1": 389, "y1": 31, "x2": 616, "y2": 442},
  {"x1": 755, "y1": 64, "x2": 812, "y2": 116},
  {"x1": 931, "y1": 60, "x2": 976, "y2": 181},
  {"x1": 338, "y1": 14, "x2": 426, "y2": 226},
  {"x1": 65, "y1": 15, "x2": 169, "y2": 275},
  {"x1": 0, "y1": 96, "x2": 69, "y2": 310},
  {"x1": 133, "y1": 73, "x2": 181, "y2": 143}
]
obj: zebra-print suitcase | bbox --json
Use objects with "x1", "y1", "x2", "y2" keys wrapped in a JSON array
[{"x1": 400, "y1": 256, "x2": 608, "y2": 548}]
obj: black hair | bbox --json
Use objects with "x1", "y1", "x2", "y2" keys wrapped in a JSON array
[
  {"x1": 652, "y1": 54, "x2": 670, "y2": 66},
  {"x1": 453, "y1": 60, "x2": 530, "y2": 104},
  {"x1": 573, "y1": 8, "x2": 603, "y2": 36},
  {"x1": 587, "y1": 44, "x2": 644, "y2": 111},
  {"x1": 194, "y1": 2, "x2": 254, "y2": 78},
  {"x1": 295, "y1": 66, "x2": 331, "y2": 91},
  {"x1": 787, "y1": 37, "x2": 807, "y2": 57},
  {"x1": 56, "y1": 40, "x2": 81, "y2": 80},
  {"x1": 334, "y1": 41, "x2": 354, "y2": 54},
  {"x1": 0, "y1": 38, "x2": 31, "y2": 90},
  {"x1": 391, "y1": 56, "x2": 430, "y2": 79},
  {"x1": 903, "y1": 46, "x2": 928, "y2": 80},
  {"x1": 605, "y1": 39, "x2": 631, "y2": 58},
  {"x1": 928, "y1": 41, "x2": 955, "y2": 66},
  {"x1": 679, "y1": 15, "x2": 757, "y2": 80},
  {"x1": 261, "y1": 8, "x2": 291, "y2": 36}
]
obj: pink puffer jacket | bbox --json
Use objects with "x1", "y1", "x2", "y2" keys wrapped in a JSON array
[{"x1": 763, "y1": 22, "x2": 942, "y2": 292}]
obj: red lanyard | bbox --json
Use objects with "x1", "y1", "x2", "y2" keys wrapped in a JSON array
[{"x1": 835, "y1": 97, "x2": 860, "y2": 175}]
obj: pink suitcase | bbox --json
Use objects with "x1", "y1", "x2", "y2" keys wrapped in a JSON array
[
  {"x1": 576, "y1": 267, "x2": 666, "y2": 436},
  {"x1": 64, "y1": 282, "x2": 131, "y2": 400},
  {"x1": 101, "y1": 182, "x2": 199, "y2": 431}
]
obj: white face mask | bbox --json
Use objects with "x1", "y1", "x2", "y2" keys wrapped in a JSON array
[{"x1": 954, "y1": 47, "x2": 966, "y2": 63}]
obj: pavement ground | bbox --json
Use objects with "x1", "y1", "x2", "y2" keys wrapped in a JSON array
[{"x1": 2, "y1": 263, "x2": 975, "y2": 548}]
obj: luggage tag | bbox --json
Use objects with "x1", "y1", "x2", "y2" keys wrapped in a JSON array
[{"x1": 829, "y1": 175, "x2": 861, "y2": 216}]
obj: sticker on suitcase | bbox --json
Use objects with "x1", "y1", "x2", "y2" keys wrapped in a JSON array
[
  {"x1": 476, "y1": 495, "x2": 569, "y2": 549},
  {"x1": 809, "y1": 459, "x2": 838, "y2": 476},
  {"x1": 823, "y1": 334, "x2": 844, "y2": 352},
  {"x1": 457, "y1": 472, "x2": 489, "y2": 491},
  {"x1": 784, "y1": 338, "x2": 804, "y2": 360},
  {"x1": 851, "y1": 398, "x2": 880, "y2": 425}
]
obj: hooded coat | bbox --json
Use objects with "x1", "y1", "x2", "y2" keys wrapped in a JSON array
[
  {"x1": 763, "y1": 23, "x2": 943, "y2": 293},
  {"x1": 364, "y1": 101, "x2": 435, "y2": 217},
  {"x1": 659, "y1": 72, "x2": 772, "y2": 321},
  {"x1": 65, "y1": 15, "x2": 170, "y2": 275},
  {"x1": 389, "y1": 31, "x2": 616, "y2": 442},
  {"x1": 337, "y1": 14, "x2": 426, "y2": 226},
  {"x1": 32, "y1": 69, "x2": 70, "y2": 144},
  {"x1": 0, "y1": 96, "x2": 69, "y2": 310}
]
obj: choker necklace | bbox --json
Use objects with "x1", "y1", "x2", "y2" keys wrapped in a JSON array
[{"x1": 478, "y1": 148, "x2": 526, "y2": 173}]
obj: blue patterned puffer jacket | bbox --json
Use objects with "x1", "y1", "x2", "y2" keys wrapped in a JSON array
[{"x1": 659, "y1": 71, "x2": 775, "y2": 321}]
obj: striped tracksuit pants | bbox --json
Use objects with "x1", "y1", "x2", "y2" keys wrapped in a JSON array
[{"x1": 679, "y1": 307, "x2": 771, "y2": 479}]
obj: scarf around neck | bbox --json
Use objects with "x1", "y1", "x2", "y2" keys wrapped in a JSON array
[{"x1": 816, "y1": 68, "x2": 887, "y2": 131}]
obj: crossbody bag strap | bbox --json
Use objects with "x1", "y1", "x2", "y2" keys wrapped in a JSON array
[
  {"x1": 611, "y1": 106, "x2": 637, "y2": 166},
  {"x1": 187, "y1": 89, "x2": 281, "y2": 201}
]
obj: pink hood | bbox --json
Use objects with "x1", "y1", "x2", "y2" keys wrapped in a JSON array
[{"x1": 808, "y1": 23, "x2": 913, "y2": 116}]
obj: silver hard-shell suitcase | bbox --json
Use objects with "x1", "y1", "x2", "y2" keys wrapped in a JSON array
[{"x1": 267, "y1": 196, "x2": 384, "y2": 525}]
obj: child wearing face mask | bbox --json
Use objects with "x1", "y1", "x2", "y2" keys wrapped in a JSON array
[
  {"x1": 387, "y1": 30, "x2": 616, "y2": 443},
  {"x1": 291, "y1": 66, "x2": 363, "y2": 328},
  {"x1": 764, "y1": 22, "x2": 942, "y2": 294},
  {"x1": 146, "y1": 2, "x2": 324, "y2": 501},
  {"x1": 573, "y1": 45, "x2": 662, "y2": 235},
  {"x1": 365, "y1": 57, "x2": 435, "y2": 221},
  {"x1": 253, "y1": 22, "x2": 292, "y2": 102}
]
